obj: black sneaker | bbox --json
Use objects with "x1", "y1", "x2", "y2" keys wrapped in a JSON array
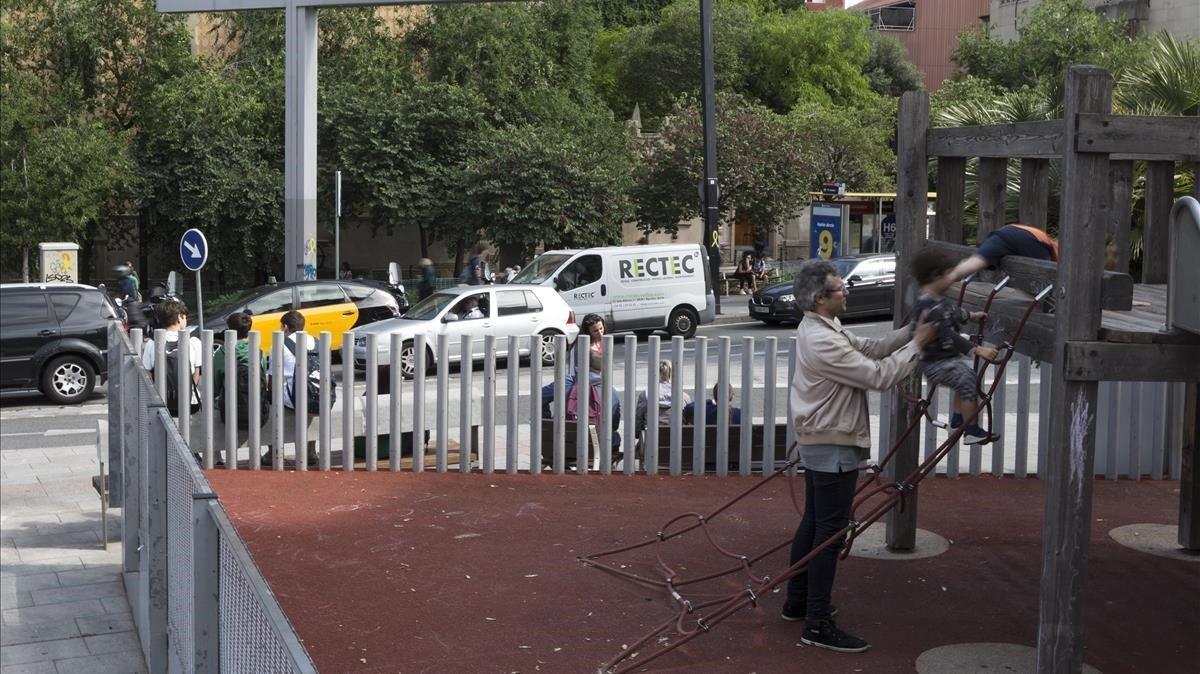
[
  {"x1": 962, "y1": 426, "x2": 1000, "y2": 445},
  {"x1": 801, "y1": 620, "x2": 870, "y2": 653},
  {"x1": 781, "y1": 600, "x2": 837, "y2": 622}
]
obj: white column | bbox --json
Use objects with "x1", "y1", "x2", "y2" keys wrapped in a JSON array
[{"x1": 285, "y1": 3, "x2": 318, "y2": 281}]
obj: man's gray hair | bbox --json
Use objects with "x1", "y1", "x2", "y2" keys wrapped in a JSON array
[{"x1": 793, "y1": 260, "x2": 839, "y2": 312}]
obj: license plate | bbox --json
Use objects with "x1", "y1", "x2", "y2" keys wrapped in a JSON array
[{"x1": 752, "y1": 306, "x2": 769, "y2": 314}]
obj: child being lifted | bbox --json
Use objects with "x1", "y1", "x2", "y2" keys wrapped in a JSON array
[{"x1": 910, "y1": 247, "x2": 1000, "y2": 445}]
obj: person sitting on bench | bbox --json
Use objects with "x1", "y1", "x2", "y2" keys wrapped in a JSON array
[
  {"x1": 683, "y1": 383, "x2": 742, "y2": 425},
  {"x1": 634, "y1": 360, "x2": 692, "y2": 436}
]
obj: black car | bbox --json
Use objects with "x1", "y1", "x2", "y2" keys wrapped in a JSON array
[
  {"x1": 0, "y1": 283, "x2": 122, "y2": 404},
  {"x1": 749, "y1": 254, "x2": 897, "y2": 325}
]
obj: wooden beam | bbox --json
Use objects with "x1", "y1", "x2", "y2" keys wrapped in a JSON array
[
  {"x1": 1107, "y1": 161, "x2": 1134, "y2": 273},
  {"x1": 927, "y1": 240, "x2": 1133, "y2": 310},
  {"x1": 1037, "y1": 65, "x2": 1111, "y2": 674},
  {"x1": 1143, "y1": 161, "x2": 1174, "y2": 284},
  {"x1": 955, "y1": 282, "x2": 1057, "y2": 364},
  {"x1": 978, "y1": 158, "x2": 1008, "y2": 240},
  {"x1": 1180, "y1": 383, "x2": 1199, "y2": 551},
  {"x1": 886, "y1": 91, "x2": 928, "y2": 553},
  {"x1": 1019, "y1": 158, "x2": 1050, "y2": 226},
  {"x1": 1062, "y1": 342, "x2": 1200, "y2": 382},
  {"x1": 1076, "y1": 113, "x2": 1200, "y2": 160},
  {"x1": 926, "y1": 120, "x2": 1063, "y2": 158},
  {"x1": 934, "y1": 157, "x2": 966, "y2": 243}
]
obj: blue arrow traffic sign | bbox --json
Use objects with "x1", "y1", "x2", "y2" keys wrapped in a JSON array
[{"x1": 179, "y1": 228, "x2": 208, "y2": 272}]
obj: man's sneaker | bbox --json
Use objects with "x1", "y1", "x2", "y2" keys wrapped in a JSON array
[
  {"x1": 962, "y1": 426, "x2": 1000, "y2": 445},
  {"x1": 781, "y1": 600, "x2": 837, "y2": 622},
  {"x1": 800, "y1": 620, "x2": 870, "y2": 653}
]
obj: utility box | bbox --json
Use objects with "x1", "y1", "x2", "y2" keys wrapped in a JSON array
[{"x1": 38, "y1": 242, "x2": 80, "y2": 283}]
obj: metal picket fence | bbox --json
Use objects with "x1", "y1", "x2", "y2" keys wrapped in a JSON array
[
  {"x1": 118, "y1": 324, "x2": 1185, "y2": 482},
  {"x1": 108, "y1": 324, "x2": 315, "y2": 673}
]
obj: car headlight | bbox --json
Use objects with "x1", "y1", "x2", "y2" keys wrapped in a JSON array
[{"x1": 778, "y1": 294, "x2": 795, "y2": 303}]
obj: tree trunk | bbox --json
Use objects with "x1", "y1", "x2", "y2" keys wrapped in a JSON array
[
  {"x1": 453, "y1": 239, "x2": 466, "y2": 277},
  {"x1": 22, "y1": 246, "x2": 30, "y2": 282},
  {"x1": 419, "y1": 225, "x2": 430, "y2": 259}
]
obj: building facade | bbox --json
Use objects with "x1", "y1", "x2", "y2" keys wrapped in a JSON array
[
  {"x1": 852, "y1": 0, "x2": 992, "y2": 91},
  {"x1": 987, "y1": 0, "x2": 1200, "y2": 41}
]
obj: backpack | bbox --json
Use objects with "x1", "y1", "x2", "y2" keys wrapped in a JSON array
[
  {"x1": 218, "y1": 349, "x2": 268, "y2": 429},
  {"x1": 283, "y1": 338, "x2": 336, "y2": 415},
  {"x1": 161, "y1": 339, "x2": 200, "y2": 416},
  {"x1": 565, "y1": 382, "x2": 603, "y2": 425}
]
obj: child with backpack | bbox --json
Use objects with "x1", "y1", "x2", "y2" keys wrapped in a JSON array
[
  {"x1": 264, "y1": 311, "x2": 336, "y2": 466},
  {"x1": 141, "y1": 299, "x2": 202, "y2": 417},
  {"x1": 212, "y1": 312, "x2": 269, "y2": 435}
]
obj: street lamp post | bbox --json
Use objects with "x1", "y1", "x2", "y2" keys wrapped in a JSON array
[{"x1": 700, "y1": 0, "x2": 722, "y2": 313}]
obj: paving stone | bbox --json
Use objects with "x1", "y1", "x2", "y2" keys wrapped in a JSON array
[
  {"x1": 1, "y1": 590, "x2": 34, "y2": 609},
  {"x1": 74, "y1": 612, "x2": 133, "y2": 637},
  {"x1": 54, "y1": 567, "x2": 119, "y2": 589},
  {"x1": 98, "y1": 596, "x2": 130, "y2": 615},
  {"x1": 0, "y1": 660, "x2": 58, "y2": 674},
  {"x1": 0, "y1": 572, "x2": 62, "y2": 594},
  {"x1": 52, "y1": 650, "x2": 146, "y2": 674},
  {"x1": 0, "y1": 617, "x2": 80, "y2": 647},
  {"x1": 82, "y1": 631, "x2": 140, "y2": 656},
  {"x1": 0, "y1": 486, "x2": 48, "y2": 499},
  {"x1": 0, "y1": 637, "x2": 89, "y2": 666},
  {"x1": 0, "y1": 475, "x2": 41, "y2": 486},
  {"x1": 2, "y1": 599, "x2": 107, "y2": 626},
  {"x1": 15, "y1": 548, "x2": 112, "y2": 565},
  {"x1": 31, "y1": 582, "x2": 124, "y2": 606},
  {"x1": 32, "y1": 522, "x2": 102, "y2": 538},
  {"x1": 10, "y1": 530, "x2": 100, "y2": 551},
  {"x1": 0, "y1": 559, "x2": 85, "y2": 578}
]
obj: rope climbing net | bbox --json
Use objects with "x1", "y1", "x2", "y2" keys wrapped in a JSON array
[{"x1": 580, "y1": 275, "x2": 1053, "y2": 674}]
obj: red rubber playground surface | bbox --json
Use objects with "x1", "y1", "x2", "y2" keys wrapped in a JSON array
[{"x1": 205, "y1": 471, "x2": 1197, "y2": 673}]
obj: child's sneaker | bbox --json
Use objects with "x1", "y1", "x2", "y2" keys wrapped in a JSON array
[
  {"x1": 800, "y1": 620, "x2": 870, "y2": 653},
  {"x1": 962, "y1": 426, "x2": 1000, "y2": 445}
]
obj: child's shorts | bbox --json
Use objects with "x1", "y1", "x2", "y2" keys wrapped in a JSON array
[{"x1": 923, "y1": 357, "x2": 979, "y2": 401}]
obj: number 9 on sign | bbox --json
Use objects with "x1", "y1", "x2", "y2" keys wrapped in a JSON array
[{"x1": 818, "y1": 230, "x2": 834, "y2": 259}]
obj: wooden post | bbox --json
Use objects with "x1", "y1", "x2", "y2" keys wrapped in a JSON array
[
  {"x1": 885, "y1": 91, "x2": 928, "y2": 552},
  {"x1": 978, "y1": 157, "x2": 1008, "y2": 240},
  {"x1": 1107, "y1": 160, "x2": 1134, "y2": 273},
  {"x1": 1036, "y1": 65, "x2": 1111, "y2": 674},
  {"x1": 935, "y1": 156, "x2": 966, "y2": 243},
  {"x1": 1019, "y1": 158, "x2": 1050, "y2": 226},
  {"x1": 1143, "y1": 160, "x2": 1174, "y2": 283},
  {"x1": 1180, "y1": 382, "x2": 1199, "y2": 551}
]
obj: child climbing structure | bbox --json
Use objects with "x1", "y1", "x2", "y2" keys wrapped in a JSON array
[{"x1": 888, "y1": 65, "x2": 1199, "y2": 673}]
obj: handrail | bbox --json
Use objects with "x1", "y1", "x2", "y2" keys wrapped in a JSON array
[{"x1": 1168, "y1": 196, "x2": 1200, "y2": 334}]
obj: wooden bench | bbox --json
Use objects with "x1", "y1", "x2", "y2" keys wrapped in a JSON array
[
  {"x1": 538, "y1": 419, "x2": 605, "y2": 470},
  {"x1": 353, "y1": 426, "x2": 480, "y2": 468},
  {"x1": 638, "y1": 424, "x2": 790, "y2": 473}
]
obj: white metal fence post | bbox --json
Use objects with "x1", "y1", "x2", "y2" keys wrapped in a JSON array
[
  {"x1": 201, "y1": 329, "x2": 215, "y2": 468},
  {"x1": 192, "y1": 496, "x2": 220, "y2": 673},
  {"x1": 575, "y1": 334, "x2": 590, "y2": 475},
  {"x1": 247, "y1": 331, "x2": 262, "y2": 470},
  {"x1": 692, "y1": 336, "x2": 708, "y2": 476},
  {"x1": 413, "y1": 335, "x2": 428, "y2": 472},
  {"x1": 341, "y1": 332, "x2": 355, "y2": 472},
  {"x1": 364, "y1": 333, "x2": 378, "y2": 472},
  {"x1": 390, "y1": 333, "x2": 404, "y2": 472}
]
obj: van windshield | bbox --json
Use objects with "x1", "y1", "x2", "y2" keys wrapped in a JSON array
[{"x1": 511, "y1": 254, "x2": 572, "y2": 285}]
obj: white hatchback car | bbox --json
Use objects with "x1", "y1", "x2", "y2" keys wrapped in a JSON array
[{"x1": 352, "y1": 285, "x2": 580, "y2": 378}]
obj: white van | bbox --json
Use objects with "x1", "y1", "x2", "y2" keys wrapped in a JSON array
[{"x1": 510, "y1": 244, "x2": 716, "y2": 338}]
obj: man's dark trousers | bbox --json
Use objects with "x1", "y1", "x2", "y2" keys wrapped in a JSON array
[{"x1": 786, "y1": 468, "x2": 859, "y2": 620}]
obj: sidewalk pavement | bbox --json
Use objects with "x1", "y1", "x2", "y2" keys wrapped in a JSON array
[
  {"x1": 0, "y1": 444, "x2": 146, "y2": 673},
  {"x1": 712, "y1": 294, "x2": 754, "y2": 325}
]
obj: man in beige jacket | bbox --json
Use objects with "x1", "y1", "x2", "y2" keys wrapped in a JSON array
[{"x1": 781, "y1": 260, "x2": 934, "y2": 653}]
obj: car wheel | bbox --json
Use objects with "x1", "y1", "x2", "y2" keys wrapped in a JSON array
[
  {"x1": 398, "y1": 342, "x2": 433, "y2": 380},
  {"x1": 667, "y1": 307, "x2": 699, "y2": 339},
  {"x1": 41, "y1": 355, "x2": 95, "y2": 405},
  {"x1": 538, "y1": 330, "x2": 563, "y2": 367}
]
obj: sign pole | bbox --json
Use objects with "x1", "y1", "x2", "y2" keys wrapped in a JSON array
[
  {"x1": 195, "y1": 271, "x2": 204, "y2": 328},
  {"x1": 700, "y1": 0, "x2": 721, "y2": 314},
  {"x1": 335, "y1": 170, "x2": 342, "y2": 279}
]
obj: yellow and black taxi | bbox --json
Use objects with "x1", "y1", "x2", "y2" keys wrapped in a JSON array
[{"x1": 200, "y1": 280, "x2": 407, "y2": 352}]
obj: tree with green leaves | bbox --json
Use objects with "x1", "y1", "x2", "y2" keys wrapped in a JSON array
[
  {"x1": 634, "y1": 94, "x2": 811, "y2": 240},
  {"x1": 863, "y1": 32, "x2": 923, "y2": 97},
  {"x1": 788, "y1": 95, "x2": 896, "y2": 192}
]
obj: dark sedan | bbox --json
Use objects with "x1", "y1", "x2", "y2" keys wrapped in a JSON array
[{"x1": 749, "y1": 254, "x2": 897, "y2": 324}]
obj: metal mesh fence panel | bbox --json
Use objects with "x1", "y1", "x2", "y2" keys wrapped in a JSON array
[
  {"x1": 219, "y1": 535, "x2": 303, "y2": 674},
  {"x1": 166, "y1": 439, "x2": 195, "y2": 672}
]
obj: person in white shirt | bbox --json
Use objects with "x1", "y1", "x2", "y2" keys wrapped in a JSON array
[
  {"x1": 274, "y1": 310, "x2": 313, "y2": 410},
  {"x1": 459, "y1": 296, "x2": 485, "y2": 320},
  {"x1": 141, "y1": 299, "x2": 202, "y2": 410}
]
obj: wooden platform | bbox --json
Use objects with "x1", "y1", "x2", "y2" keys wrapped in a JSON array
[{"x1": 954, "y1": 281, "x2": 1200, "y2": 382}]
